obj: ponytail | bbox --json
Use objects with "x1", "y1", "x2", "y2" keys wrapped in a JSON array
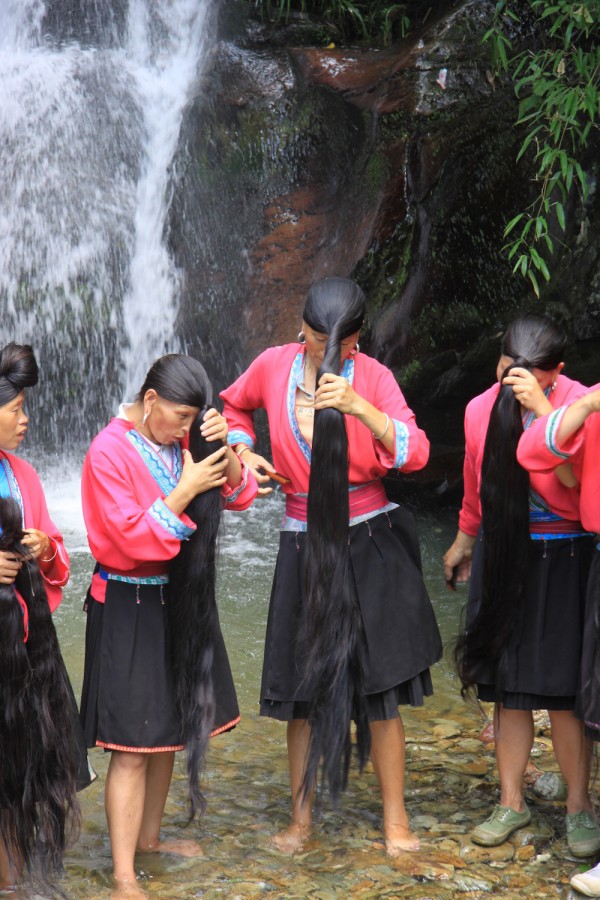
[
  {"x1": 166, "y1": 408, "x2": 224, "y2": 820},
  {"x1": 299, "y1": 276, "x2": 370, "y2": 803}
]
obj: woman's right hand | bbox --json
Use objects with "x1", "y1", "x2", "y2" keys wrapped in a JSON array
[
  {"x1": 443, "y1": 531, "x2": 476, "y2": 590},
  {"x1": 165, "y1": 446, "x2": 229, "y2": 516},
  {"x1": 0, "y1": 549, "x2": 23, "y2": 584},
  {"x1": 180, "y1": 445, "x2": 229, "y2": 496},
  {"x1": 238, "y1": 449, "x2": 275, "y2": 497}
]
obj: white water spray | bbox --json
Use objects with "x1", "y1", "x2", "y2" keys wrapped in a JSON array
[{"x1": 0, "y1": 0, "x2": 212, "y2": 442}]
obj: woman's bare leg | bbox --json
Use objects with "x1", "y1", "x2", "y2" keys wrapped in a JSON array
[
  {"x1": 105, "y1": 750, "x2": 149, "y2": 897},
  {"x1": 271, "y1": 719, "x2": 313, "y2": 853},
  {"x1": 370, "y1": 717, "x2": 419, "y2": 855},
  {"x1": 548, "y1": 710, "x2": 592, "y2": 814},
  {"x1": 495, "y1": 705, "x2": 533, "y2": 811},
  {"x1": 137, "y1": 752, "x2": 203, "y2": 857}
]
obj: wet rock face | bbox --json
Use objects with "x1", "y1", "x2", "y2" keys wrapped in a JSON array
[{"x1": 170, "y1": 0, "x2": 600, "y2": 464}]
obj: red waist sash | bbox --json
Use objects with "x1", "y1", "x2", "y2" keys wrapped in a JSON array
[{"x1": 285, "y1": 481, "x2": 388, "y2": 523}]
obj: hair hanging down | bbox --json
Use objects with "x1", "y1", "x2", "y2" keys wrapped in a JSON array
[
  {"x1": 155, "y1": 356, "x2": 224, "y2": 820},
  {"x1": 455, "y1": 314, "x2": 567, "y2": 697},
  {"x1": 299, "y1": 275, "x2": 370, "y2": 804},
  {"x1": 0, "y1": 342, "x2": 39, "y2": 406},
  {"x1": 0, "y1": 497, "x2": 80, "y2": 893}
]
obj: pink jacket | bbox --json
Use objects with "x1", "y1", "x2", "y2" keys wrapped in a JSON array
[
  {"x1": 0, "y1": 451, "x2": 69, "y2": 612},
  {"x1": 220, "y1": 343, "x2": 430, "y2": 494},
  {"x1": 82, "y1": 417, "x2": 257, "y2": 602},
  {"x1": 459, "y1": 375, "x2": 587, "y2": 536},
  {"x1": 517, "y1": 382, "x2": 600, "y2": 534}
]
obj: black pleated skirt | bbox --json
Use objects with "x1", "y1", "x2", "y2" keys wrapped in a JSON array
[
  {"x1": 260, "y1": 505, "x2": 443, "y2": 722},
  {"x1": 467, "y1": 532, "x2": 594, "y2": 710},
  {"x1": 80, "y1": 579, "x2": 240, "y2": 751}
]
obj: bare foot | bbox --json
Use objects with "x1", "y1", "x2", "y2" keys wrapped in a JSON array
[
  {"x1": 270, "y1": 822, "x2": 310, "y2": 855},
  {"x1": 111, "y1": 877, "x2": 149, "y2": 899},
  {"x1": 384, "y1": 823, "x2": 420, "y2": 856},
  {"x1": 137, "y1": 838, "x2": 204, "y2": 858}
]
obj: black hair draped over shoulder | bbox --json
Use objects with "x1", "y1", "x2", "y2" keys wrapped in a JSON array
[
  {"x1": 299, "y1": 275, "x2": 369, "y2": 804},
  {"x1": 455, "y1": 314, "x2": 567, "y2": 698},
  {"x1": 143, "y1": 354, "x2": 224, "y2": 820},
  {"x1": 0, "y1": 497, "x2": 80, "y2": 892},
  {"x1": 0, "y1": 343, "x2": 39, "y2": 407}
]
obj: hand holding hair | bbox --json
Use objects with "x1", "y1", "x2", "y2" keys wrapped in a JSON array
[
  {"x1": 166, "y1": 445, "x2": 228, "y2": 516},
  {"x1": 22, "y1": 528, "x2": 52, "y2": 561},
  {"x1": 199, "y1": 407, "x2": 228, "y2": 444},
  {"x1": 502, "y1": 367, "x2": 553, "y2": 417},
  {"x1": 0, "y1": 548, "x2": 22, "y2": 584},
  {"x1": 314, "y1": 373, "x2": 359, "y2": 415}
]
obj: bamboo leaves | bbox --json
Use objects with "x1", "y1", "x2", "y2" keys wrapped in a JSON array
[{"x1": 486, "y1": 0, "x2": 600, "y2": 296}]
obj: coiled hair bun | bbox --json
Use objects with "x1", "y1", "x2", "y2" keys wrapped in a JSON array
[{"x1": 0, "y1": 343, "x2": 39, "y2": 407}]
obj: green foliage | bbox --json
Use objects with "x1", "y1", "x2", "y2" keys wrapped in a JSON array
[
  {"x1": 484, "y1": 0, "x2": 600, "y2": 296},
  {"x1": 252, "y1": 0, "x2": 410, "y2": 44}
]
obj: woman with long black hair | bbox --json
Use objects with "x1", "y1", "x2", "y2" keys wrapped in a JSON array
[
  {"x1": 444, "y1": 315, "x2": 599, "y2": 854},
  {"x1": 221, "y1": 276, "x2": 442, "y2": 856},
  {"x1": 79, "y1": 353, "x2": 257, "y2": 898},
  {"x1": 517, "y1": 384, "x2": 600, "y2": 895},
  {"x1": 0, "y1": 342, "x2": 83, "y2": 893}
]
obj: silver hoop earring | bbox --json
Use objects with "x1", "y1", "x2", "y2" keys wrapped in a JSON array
[
  {"x1": 297, "y1": 331, "x2": 306, "y2": 344},
  {"x1": 355, "y1": 342, "x2": 360, "y2": 353},
  {"x1": 551, "y1": 381, "x2": 556, "y2": 392},
  {"x1": 142, "y1": 410, "x2": 149, "y2": 426}
]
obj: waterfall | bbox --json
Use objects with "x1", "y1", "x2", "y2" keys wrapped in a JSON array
[{"x1": 0, "y1": 0, "x2": 213, "y2": 449}]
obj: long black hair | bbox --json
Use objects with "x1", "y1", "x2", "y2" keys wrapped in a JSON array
[
  {"x1": 455, "y1": 315, "x2": 567, "y2": 696},
  {"x1": 136, "y1": 353, "x2": 211, "y2": 409},
  {"x1": 143, "y1": 354, "x2": 224, "y2": 820},
  {"x1": 299, "y1": 275, "x2": 370, "y2": 804},
  {"x1": 0, "y1": 497, "x2": 80, "y2": 893}
]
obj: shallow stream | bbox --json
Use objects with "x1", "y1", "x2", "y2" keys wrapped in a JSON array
[{"x1": 37, "y1": 469, "x2": 591, "y2": 899}]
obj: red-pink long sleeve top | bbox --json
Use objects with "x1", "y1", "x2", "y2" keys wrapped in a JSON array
[
  {"x1": 220, "y1": 343, "x2": 429, "y2": 494},
  {"x1": 517, "y1": 382, "x2": 600, "y2": 534},
  {"x1": 82, "y1": 417, "x2": 257, "y2": 603},
  {"x1": 0, "y1": 450, "x2": 69, "y2": 612},
  {"x1": 458, "y1": 374, "x2": 587, "y2": 537}
]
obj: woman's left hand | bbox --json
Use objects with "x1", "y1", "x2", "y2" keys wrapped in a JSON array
[
  {"x1": 22, "y1": 528, "x2": 52, "y2": 561},
  {"x1": 199, "y1": 408, "x2": 228, "y2": 443},
  {"x1": 315, "y1": 373, "x2": 360, "y2": 416},
  {"x1": 502, "y1": 367, "x2": 553, "y2": 417}
]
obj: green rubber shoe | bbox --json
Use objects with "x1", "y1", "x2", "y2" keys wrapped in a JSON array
[
  {"x1": 567, "y1": 810, "x2": 600, "y2": 858},
  {"x1": 471, "y1": 803, "x2": 531, "y2": 847}
]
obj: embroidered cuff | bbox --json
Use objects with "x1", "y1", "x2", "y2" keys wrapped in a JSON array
[
  {"x1": 545, "y1": 407, "x2": 571, "y2": 460},
  {"x1": 374, "y1": 419, "x2": 409, "y2": 470},
  {"x1": 227, "y1": 429, "x2": 255, "y2": 450},
  {"x1": 223, "y1": 459, "x2": 250, "y2": 504},
  {"x1": 149, "y1": 498, "x2": 195, "y2": 540}
]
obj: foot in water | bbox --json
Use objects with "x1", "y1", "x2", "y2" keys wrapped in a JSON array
[
  {"x1": 270, "y1": 822, "x2": 311, "y2": 855},
  {"x1": 137, "y1": 838, "x2": 204, "y2": 858},
  {"x1": 384, "y1": 822, "x2": 420, "y2": 856}
]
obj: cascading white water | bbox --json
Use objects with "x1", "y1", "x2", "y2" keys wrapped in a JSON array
[{"x1": 0, "y1": 0, "x2": 212, "y2": 446}]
